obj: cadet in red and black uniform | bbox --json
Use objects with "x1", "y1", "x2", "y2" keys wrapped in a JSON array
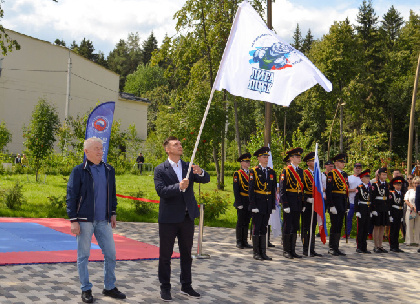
[
  {"x1": 248, "y1": 147, "x2": 277, "y2": 261},
  {"x1": 371, "y1": 167, "x2": 390, "y2": 253},
  {"x1": 326, "y1": 153, "x2": 349, "y2": 256},
  {"x1": 355, "y1": 169, "x2": 372, "y2": 254},
  {"x1": 389, "y1": 176, "x2": 405, "y2": 253},
  {"x1": 301, "y1": 152, "x2": 322, "y2": 257},
  {"x1": 280, "y1": 147, "x2": 304, "y2": 259},
  {"x1": 233, "y1": 153, "x2": 253, "y2": 249}
]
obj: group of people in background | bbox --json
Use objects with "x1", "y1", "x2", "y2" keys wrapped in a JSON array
[
  {"x1": 14, "y1": 153, "x2": 28, "y2": 167},
  {"x1": 233, "y1": 146, "x2": 420, "y2": 260}
]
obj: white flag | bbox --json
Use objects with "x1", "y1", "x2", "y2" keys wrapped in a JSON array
[{"x1": 213, "y1": 1, "x2": 332, "y2": 106}]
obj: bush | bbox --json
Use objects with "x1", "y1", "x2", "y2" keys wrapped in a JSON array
[
  {"x1": 130, "y1": 189, "x2": 156, "y2": 215},
  {"x1": 4, "y1": 181, "x2": 26, "y2": 210},
  {"x1": 200, "y1": 190, "x2": 229, "y2": 221},
  {"x1": 47, "y1": 195, "x2": 67, "y2": 217}
]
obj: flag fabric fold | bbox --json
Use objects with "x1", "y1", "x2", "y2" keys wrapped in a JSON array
[
  {"x1": 213, "y1": 1, "x2": 332, "y2": 106},
  {"x1": 313, "y1": 144, "x2": 328, "y2": 244}
]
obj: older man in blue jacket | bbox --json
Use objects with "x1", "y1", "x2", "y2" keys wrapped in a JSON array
[
  {"x1": 66, "y1": 137, "x2": 126, "y2": 303},
  {"x1": 154, "y1": 136, "x2": 210, "y2": 302}
]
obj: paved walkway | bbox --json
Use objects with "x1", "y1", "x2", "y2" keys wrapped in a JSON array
[{"x1": 1, "y1": 222, "x2": 420, "y2": 303}]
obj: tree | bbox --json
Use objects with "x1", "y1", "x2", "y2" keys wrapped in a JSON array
[
  {"x1": 23, "y1": 99, "x2": 60, "y2": 181},
  {"x1": 77, "y1": 38, "x2": 95, "y2": 61},
  {"x1": 54, "y1": 39, "x2": 66, "y2": 47},
  {"x1": 141, "y1": 31, "x2": 158, "y2": 64},
  {"x1": 0, "y1": 121, "x2": 12, "y2": 152},
  {"x1": 108, "y1": 32, "x2": 143, "y2": 90},
  {"x1": 292, "y1": 23, "x2": 302, "y2": 51},
  {"x1": 301, "y1": 29, "x2": 314, "y2": 54},
  {"x1": 380, "y1": 5, "x2": 404, "y2": 46},
  {"x1": 0, "y1": 3, "x2": 20, "y2": 55}
]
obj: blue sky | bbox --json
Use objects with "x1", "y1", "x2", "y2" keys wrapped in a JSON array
[{"x1": 2, "y1": 0, "x2": 419, "y2": 57}]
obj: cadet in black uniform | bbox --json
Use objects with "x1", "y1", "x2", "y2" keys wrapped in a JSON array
[
  {"x1": 248, "y1": 147, "x2": 277, "y2": 261},
  {"x1": 301, "y1": 152, "x2": 322, "y2": 257},
  {"x1": 371, "y1": 167, "x2": 390, "y2": 253},
  {"x1": 280, "y1": 147, "x2": 304, "y2": 259},
  {"x1": 233, "y1": 153, "x2": 253, "y2": 249},
  {"x1": 326, "y1": 153, "x2": 349, "y2": 256},
  {"x1": 355, "y1": 169, "x2": 372, "y2": 254},
  {"x1": 389, "y1": 176, "x2": 405, "y2": 253}
]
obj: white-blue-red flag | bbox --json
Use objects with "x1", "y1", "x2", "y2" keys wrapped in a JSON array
[
  {"x1": 313, "y1": 144, "x2": 328, "y2": 244},
  {"x1": 267, "y1": 144, "x2": 282, "y2": 238},
  {"x1": 213, "y1": 1, "x2": 332, "y2": 106}
]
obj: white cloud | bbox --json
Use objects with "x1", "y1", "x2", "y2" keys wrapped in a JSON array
[{"x1": 2, "y1": 0, "x2": 419, "y2": 55}]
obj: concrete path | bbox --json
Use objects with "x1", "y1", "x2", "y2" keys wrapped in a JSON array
[{"x1": 1, "y1": 222, "x2": 419, "y2": 303}]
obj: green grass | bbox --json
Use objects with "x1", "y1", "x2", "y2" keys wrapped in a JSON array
[{"x1": 0, "y1": 173, "x2": 238, "y2": 228}]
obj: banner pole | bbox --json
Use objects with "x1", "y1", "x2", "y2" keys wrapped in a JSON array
[{"x1": 192, "y1": 184, "x2": 210, "y2": 259}]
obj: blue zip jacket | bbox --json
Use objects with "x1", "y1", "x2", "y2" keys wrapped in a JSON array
[{"x1": 66, "y1": 159, "x2": 117, "y2": 223}]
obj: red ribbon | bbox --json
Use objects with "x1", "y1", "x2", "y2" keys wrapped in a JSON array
[{"x1": 116, "y1": 194, "x2": 160, "y2": 204}]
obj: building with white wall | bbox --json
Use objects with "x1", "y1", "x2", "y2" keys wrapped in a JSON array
[{"x1": 0, "y1": 29, "x2": 149, "y2": 153}]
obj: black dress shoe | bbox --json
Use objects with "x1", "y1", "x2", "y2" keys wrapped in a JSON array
[
  {"x1": 160, "y1": 289, "x2": 172, "y2": 302},
  {"x1": 283, "y1": 252, "x2": 294, "y2": 259},
  {"x1": 236, "y1": 243, "x2": 245, "y2": 249},
  {"x1": 356, "y1": 248, "x2": 363, "y2": 253},
  {"x1": 82, "y1": 289, "x2": 93, "y2": 303},
  {"x1": 268, "y1": 242, "x2": 276, "y2": 247},
  {"x1": 373, "y1": 247, "x2": 382, "y2": 253},
  {"x1": 312, "y1": 251, "x2": 322, "y2": 257},
  {"x1": 379, "y1": 247, "x2": 388, "y2": 253},
  {"x1": 181, "y1": 287, "x2": 201, "y2": 299},
  {"x1": 337, "y1": 249, "x2": 346, "y2": 256},
  {"x1": 418, "y1": 248, "x2": 420, "y2": 253},
  {"x1": 102, "y1": 287, "x2": 126, "y2": 299},
  {"x1": 253, "y1": 253, "x2": 264, "y2": 260},
  {"x1": 328, "y1": 249, "x2": 339, "y2": 256},
  {"x1": 303, "y1": 251, "x2": 314, "y2": 257},
  {"x1": 243, "y1": 243, "x2": 253, "y2": 249},
  {"x1": 364, "y1": 250, "x2": 372, "y2": 254},
  {"x1": 390, "y1": 248, "x2": 398, "y2": 252},
  {"x1": 292, "y1": 252, "x2": 302, "y2": 258},
  {"x1": 397, "y1": 248, "x2": 404, "y2": 253}
]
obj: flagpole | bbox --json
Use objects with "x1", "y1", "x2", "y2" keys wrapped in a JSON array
[
  {"x1": 264, "y1": 0, "x2": 273, "y2": 146},
  {"x1": 186, "y1": 87, "x2": 216, "y2": 177}
]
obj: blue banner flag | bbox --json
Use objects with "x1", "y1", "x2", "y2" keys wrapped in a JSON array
[{"x1": 84, "y1": 101, "x2": 115, "y2": 162}]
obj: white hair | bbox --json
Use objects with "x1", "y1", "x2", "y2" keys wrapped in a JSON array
[{"x1": 84, "y1": 137, "x2": 103, "y2": 150}]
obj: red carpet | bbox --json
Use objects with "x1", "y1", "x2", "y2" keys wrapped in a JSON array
[{"x1": 0, "y1": 218, "x2": 179, "y2": 266}]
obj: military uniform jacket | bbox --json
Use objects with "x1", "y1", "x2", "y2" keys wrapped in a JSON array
[
  {"x1": 280, "y1": 165, "x2": 304, "y2": 212},
  {"x1": 354, "y1": 183, "x2": 372, "y2": 214},
  {"x1": 389, "y1": 190, "x2": 403, "y2": 211},
  {"x1": 371, "y1": 181, "x2": 390, "y2": 213},
  {"x1": 248, "y1": 165, "x2": 277, "y2": 214},
  {"x1": 303, "y1": 169, "x2": 314, "y2": 210},
  {"x1": 233, "y1": 169, "x2": 250, "y2": 208},
  {"x1": 326, "y1": 169, "x2": 349, "y2": 212}
]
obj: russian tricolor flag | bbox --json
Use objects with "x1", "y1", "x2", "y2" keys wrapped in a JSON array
[{"x1": 313, "y1": 144, "x2": 328, "y2": 244}]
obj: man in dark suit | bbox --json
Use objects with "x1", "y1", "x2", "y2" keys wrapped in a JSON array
[{"x1": 154, "y1": 136, "x2": 210, "y2": 302}]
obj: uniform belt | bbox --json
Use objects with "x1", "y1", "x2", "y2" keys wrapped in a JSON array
[
  {"x1": 240, "y1": 192, "x2": 249, "y2": 197},
  {"x1": 304, "y1": 191, "x2": 312, "y2": 195},
  {"x1": 255, "y1": 190, "x2": 271, "y2": 195},
  {"x1": 332, "y1": 190, "x2": 346, "y2": 194},
  {"x1": 375, "y1": 196, "x2": 388, "y2": 201},
  {"x1": 286, "y1": 189, "x2": 301, "y2": 193},
  {"x1": 392, "y1": 205, "x2": 403, "y2": 210},
  {"x1": 358, "y1": 201, "x2": 369, "y2": 205}
]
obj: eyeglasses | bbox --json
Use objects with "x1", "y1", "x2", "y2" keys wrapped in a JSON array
[{"x1": 408, "y1": 178, "x2": 413, "y2": 180}]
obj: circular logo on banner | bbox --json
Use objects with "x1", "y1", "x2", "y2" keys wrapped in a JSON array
[{"x1": 93, "y1": 116, "x2": 109, "y2": 132}]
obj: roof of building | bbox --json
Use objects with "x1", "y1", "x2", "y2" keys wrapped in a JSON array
[{"x1": 119, "y1": 92, "x2": 150, "y2": 104}]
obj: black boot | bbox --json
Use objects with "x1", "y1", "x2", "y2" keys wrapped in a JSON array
[
  {"x1": 242, "y1": 227, "x2": 252, "y2": 248},
  {"x1": 236, "y1": 226, "x2": 244, "y2": 249},
  {"x1": 252, "y1": 235, "x2": 263, "y2": 260},
  {"x1": 335, "y1": 233, "x2": 346, "y2": 256},
  {"x1": 328, "y1": 233, "x2": 340, "y2": 256},
  {"x1": 283, "y1": 234, "x2": 293, "y2": 259},
  {"x1": 310, "y1": 233, "x2": 322, "y2": 257},
  {"x1": 260, "y1": 235, "x2": 272, "y2": 260},
  {"x1": 302, "y1": 230, "x2": 311, "y2": 256},
  {"x1": 291, "y1": 233, "x2": 302, "y2": 258},
  {"x1": 267, "y1": 225, "x2": 275, "y2": 247}
]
